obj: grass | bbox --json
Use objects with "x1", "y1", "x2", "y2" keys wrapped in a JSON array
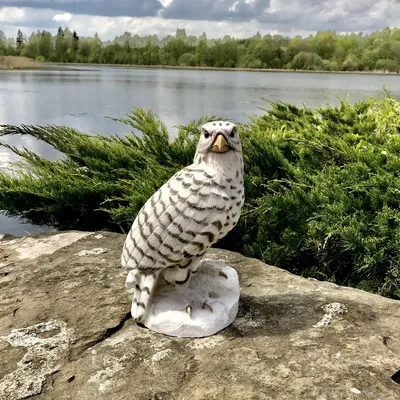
[
  {"x1": 0, "y1": 56, "x2": 42, "y2": 69},
  {"x1": 0, "y1": 91, "x2": 399, "y2": 300}
]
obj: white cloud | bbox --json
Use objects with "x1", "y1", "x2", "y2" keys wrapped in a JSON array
[
  {"x1": 0, "y1": 7, "x2": 24, "y2": 22},
  {"x1": 229, "y1": 2, "x2": 240, "y2": 12},
  {"x1": 79, "y1": 15, "x2": 289, "y2": 40},
  {"x1": 159, "y1": 0, "x2": 174, "y2": 6},
  {"x1": 53, "y1": 13, "x2": 72, "y2": 22},
  {"x1": 87, "y1": 16, "x2": 117, "y2": 36}
]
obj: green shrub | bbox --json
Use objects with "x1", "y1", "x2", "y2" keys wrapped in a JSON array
[
  {"x1": 35, "y1": 55, "x2": 45, "y2": 63},
  {"x1": 1, "y1": 91, "x2": 400, "y2": 299},
  {"x1": 376, "y1": 59, "x2": 399, "y2": 72},
  {"x1": 290, "y1": 52, "x2": 323, "y2": 70}
]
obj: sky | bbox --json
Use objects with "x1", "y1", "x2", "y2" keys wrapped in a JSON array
[{"x1": 0, "y1": 0, "x2": 398, "y2": 41}]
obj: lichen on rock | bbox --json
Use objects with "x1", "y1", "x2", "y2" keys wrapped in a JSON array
[{"x1": 0, "y1": 320, "x2": 73, "y2": 400}]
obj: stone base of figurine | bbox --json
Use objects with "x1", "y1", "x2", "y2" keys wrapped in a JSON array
[{"x1": 140, "y1": 259, "x2": 240, "y2": 338}]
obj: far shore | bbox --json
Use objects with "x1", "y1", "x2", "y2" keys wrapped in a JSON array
[
  {"x1": 43, "y1": 62, "x2": 400, "y2": 75},
  {"x1": 1, "y1": 57, "x2": 399, "y2": 75},
  {"x1": 0, "y1": 56, "x2": 85, "y2": 71}
]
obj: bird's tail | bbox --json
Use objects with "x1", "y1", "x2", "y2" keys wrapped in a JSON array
[{"x1": 126, "y1": 269, "x2": 159, "y2": 322}]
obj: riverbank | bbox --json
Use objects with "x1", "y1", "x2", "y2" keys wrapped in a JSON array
[
  {"x1": 0, "y1": 56, "x2": 87, "y2": 71},
  {"x1": 2, "y1": 57, "x2": 399, "y2": 75},
  {"x1": 51, "y1": 62, "x2": 400, "y2": 75}
]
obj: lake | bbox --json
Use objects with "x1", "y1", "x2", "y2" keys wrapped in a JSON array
[{"x1": 1, "y1": 66, "x2": 400, "y2": 236}]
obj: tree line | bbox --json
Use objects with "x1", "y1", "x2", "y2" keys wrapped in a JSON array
[{"x1": 1, "y1": 26, "x2": 400, "y2": 72}]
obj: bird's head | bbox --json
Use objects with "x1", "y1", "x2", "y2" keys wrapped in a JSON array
[{"x1": 195, "y1": 121, "x2": 242, "y2": 158}]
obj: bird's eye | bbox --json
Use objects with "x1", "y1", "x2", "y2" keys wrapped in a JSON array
[
  {"x1": 230, "y1": 131, "x2": 235, "y2": 138},
  {"x1": 204, "y1": 130, "x2": 210, "y2": 138}
]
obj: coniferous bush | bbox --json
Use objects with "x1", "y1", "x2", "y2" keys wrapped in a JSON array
[{"x1": 1, "y1": 91, "x2": 399, "y2": 300}]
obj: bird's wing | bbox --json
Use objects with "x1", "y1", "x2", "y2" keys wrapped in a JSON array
[{"x1": 121, "y1": 165, "x2": 231, "y2": 273}]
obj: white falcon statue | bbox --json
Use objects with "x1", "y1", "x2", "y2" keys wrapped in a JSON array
[{"x1": 121, "y1": 121, "x2": 244, "y2": 322}]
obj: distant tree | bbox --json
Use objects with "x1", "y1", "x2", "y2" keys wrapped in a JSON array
[
  {"x1": 175, "y1": 28, "x2": 187, "y2": 40},
  {"x1": 377, "y1": 42, "x2": 393, "y2": 62},
  {"x1": 391, "y1": 28, "x2": 400, "y2": 41},
  {"x1": 360, "y1": 49, "x2": 378, "y2": 71},
  {"x1": 186, "y1": 35, "x2": 198, "y2": 46},
  {"x1": 63, "y1": 27, "x2": 73, "y2": 39},
  {"x1": 103, "y1": 43, "x2": 117, "y2": 63},
  {"x1": 22, "y1": 33, "x2": 39, "y2": 59},
  {"x1": 90, "y1": 34, "x2": 103, "y2": 63},
  {"x1": 2, "y1": 25, "x2": 400, "y2": 72},
  {"x1": 158, "y1": 47, "x2": 174, "y2": 65},
  {"x1": 163, "y1": 36, "x2": 193, "y2": 65},
  {"x1": 196, "y1": 37, "x2": 207, "y2": 66},
  {"x1": 315, "y1": 31, "x2": 336, "y2": 60},
  {"x1": 71, "y1": 30, "x2": 79, "y2": 59},
  {"x1": 38, "y1": 31, "x2": 53, "y2": 60},
  {"x1": 0, "y1": 39, "x2": 5, "y2": 56},
  {"x1": 16, "y1": 29, "x2": 24, "y2": 49},
  {"x1": 55, "y1": 30, "x2": 68, "y2": 62},
  {"x1": 77, "y1": 39, "x2": 91, "y2": 62}
]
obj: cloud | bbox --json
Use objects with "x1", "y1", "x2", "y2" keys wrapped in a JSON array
[
  {"x1": 0, "y1": 0, "x2": 163, "y2": 17},
  {"x1": 161, "y1": 0, "x2": 394, "y2": 32},
  {"x1": 0, "y1": 6, "x2": 24, "y2": 22},
  {"x1": 77, "y1": 15, "x2": 283, "y2": 40},
  {"x1": 161, "y1": 0, "x2": 271, "y2": 22},
  {"x1": 53, "y1": 12, "x2": 72, "y2": 22},
  {"x1": 0, "y1": 0, "x2": 398, "y2": 42},
  {"x1": 0, "y1": 0, "x2": 394, "y2": 33},
  {"x1": 0, "y1": 7, "x2": 61, "y2": 30}
]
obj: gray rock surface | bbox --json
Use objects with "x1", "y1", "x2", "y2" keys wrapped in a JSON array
[{"x1": 0, "y1": 231, "x2": 399, "y2": 400}]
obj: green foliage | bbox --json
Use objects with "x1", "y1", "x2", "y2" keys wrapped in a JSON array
[
  {"x1": 1, "y1": 93, "x2": 400, "y2": 300},
  {"x1": 342, "y1": 54, "x2": 361, "y2": 71},
  {"x1": 3, "y1": 27, "x2": 400, "y2": 72},
  {"x1": 290, "y1": 52, "x2": 323, "y2": 70}
]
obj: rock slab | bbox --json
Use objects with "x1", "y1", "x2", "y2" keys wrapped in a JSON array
[{"x1": 0, "y1": 231, "x2": 399, "y2": 400}]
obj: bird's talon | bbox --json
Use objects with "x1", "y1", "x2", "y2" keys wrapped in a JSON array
[
  {"x1": 219, "y1": 271, "x2": 228, "y2": 279},
  {"x1": 209, "y1": 291, "x2": 219, "y2": 298},
  {"x1": 186, "y1": 305, "x2": 192, "y2": 318},
  {"x1": 202, "y1": 301, "x2": 213, "y2": 313}
]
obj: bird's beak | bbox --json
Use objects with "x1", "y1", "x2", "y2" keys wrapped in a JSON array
[{"x1": 210, "y1": 134, "x2": 231, "y2": 153}]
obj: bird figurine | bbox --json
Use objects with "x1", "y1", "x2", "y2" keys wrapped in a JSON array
[{"x1": 121, "y1": 121, "x2": 244, "y2": 323}]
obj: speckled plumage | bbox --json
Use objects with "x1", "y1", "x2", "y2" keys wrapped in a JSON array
[{"x1": 121, "y1": 121, "x2": 244, "y2": 321}]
